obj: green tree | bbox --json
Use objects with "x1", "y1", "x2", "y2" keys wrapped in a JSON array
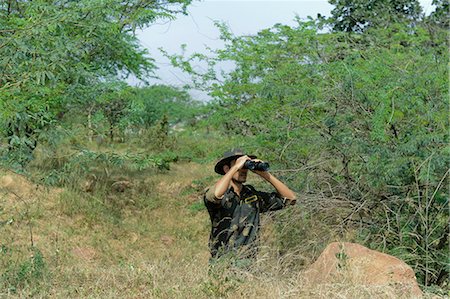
[
  {"x1": 0, "y1": 0, "x2": 191, "y2": 164},
  {"x1": 427, "y1": 0, "x2": 449, "y2": 27},
  {"x1": 93, "y1": 82, "x2": 134, "y2": 142},
  {"x1": 129, "y1": 85, "x2": 202, "y2": 128},
  {"x1": 328, "y1": 0, "x2": 423, "y2": 32},
  {"x1": 167, "y1": 19, "x2": 448, "y2": 287}
]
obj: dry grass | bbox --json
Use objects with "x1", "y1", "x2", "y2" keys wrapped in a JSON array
[{"x1": 0, "y1": 165, "x2": 443, "y2": 298}]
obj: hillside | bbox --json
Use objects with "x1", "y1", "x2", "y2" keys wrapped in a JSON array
[
  {"x1": 0, "y1": 162, "x2": 442, "y2": 298},
  {"x1": 1, "y1": 163, "x2": 210, "y2": 297}
]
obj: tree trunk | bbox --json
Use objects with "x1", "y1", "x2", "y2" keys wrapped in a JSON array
[{"x1": 110, "y1": 123, "x2": 114, "y2": 142}]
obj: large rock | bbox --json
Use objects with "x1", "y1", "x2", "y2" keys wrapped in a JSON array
[{"x1": 305, "y1": 242, "x2": 423, "y2": 298}]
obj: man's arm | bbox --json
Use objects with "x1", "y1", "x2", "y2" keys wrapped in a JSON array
[
  {"x1": 213, "y1": 155, "x2": 250, "y2": 199},
  {"x1": 254, "y1": 170, "x2": 297, "y2": 205}
]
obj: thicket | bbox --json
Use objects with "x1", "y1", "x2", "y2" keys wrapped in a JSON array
[
  {"x1": 166, "y1": 9, "x2": 449, "y2": 288},
  {"x1": 0, "y1": 0, "x2": 192, "y2": 166},
  {"x1": 0, "y1": 0, "x2": 198, "y2": 294}
]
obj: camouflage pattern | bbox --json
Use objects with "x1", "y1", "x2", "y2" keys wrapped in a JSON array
[{"x1": 204, "y1": 184, "x2": 287, "y2": 259}]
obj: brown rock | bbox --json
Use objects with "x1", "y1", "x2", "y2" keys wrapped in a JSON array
[
  {"x1": 305, "y1": 242, "x2": 423, "y2": 298},
  {"x1": 82, "y1": 180, "x2": 95, "y2": 192}
]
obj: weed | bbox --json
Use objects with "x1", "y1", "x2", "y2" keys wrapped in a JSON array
[
  {"x1": 0, "y1": 246, "x2": 47, "y2": 294},
  {"x1": 188, "y1": 201, "x2": 206, "y2": 213}
]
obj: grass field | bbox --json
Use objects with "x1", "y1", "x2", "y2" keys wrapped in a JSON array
[{"x1": 0, "y1": 161, "x2": 444, "y2": 298}]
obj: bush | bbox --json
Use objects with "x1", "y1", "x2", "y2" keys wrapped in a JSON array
[
  {"x1": 168, "y1": 20, "x2": 448, "y2": 287},
  {"x1": 0, "y1": 246, "x2": 47, "y2": 295}
]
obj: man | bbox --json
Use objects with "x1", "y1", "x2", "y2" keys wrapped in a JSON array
[{"x1": 204, "y1": 149, "x2": 296, "y2": 262}]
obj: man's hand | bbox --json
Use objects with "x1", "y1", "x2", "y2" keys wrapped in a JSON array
[
  {"x1": 232, "y1": 155, "x2": 251, "y2": 171},
  {"x1": 249, "y1": 159, "x2": 268, "y2": 178},
  {"x1": 213, "y1": 155, "x2": 250, "y2": 199},
  {"x1": 249, "y1": 159, "x2": 270, "y2": 178}
]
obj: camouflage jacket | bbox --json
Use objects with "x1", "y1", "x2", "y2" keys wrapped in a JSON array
[{"x1": 204, "y1": 184, "x2": 288, "y2": 258}]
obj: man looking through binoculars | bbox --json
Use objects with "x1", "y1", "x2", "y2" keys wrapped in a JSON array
[{"x1": 204, "y1": 149, "x2": 296, "y2": 262}]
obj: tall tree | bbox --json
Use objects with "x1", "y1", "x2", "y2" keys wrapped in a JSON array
[
  {"x1": 427, "y1": 0, "x2": 449, "y2": 27},
  {"x1": 166, "y1": 20, "x2": 448, "y2": 286},
  {"x1": 0, "y1": 0, "x2": 191, "y2": 164},
  {"x1": 328, "y1": 0, "x2": 423, "y2": 32},
  {"x1": 129, "y1": 85, "x2": 201, "y2": 128}
]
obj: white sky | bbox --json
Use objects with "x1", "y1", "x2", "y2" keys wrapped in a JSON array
[{"x1": 133, "y1": 0, "x2": 435, "y2": 100}]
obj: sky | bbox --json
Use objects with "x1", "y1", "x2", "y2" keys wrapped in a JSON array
[{"x1": 133, "y1": 0, "x2": 435, "y2": 100}]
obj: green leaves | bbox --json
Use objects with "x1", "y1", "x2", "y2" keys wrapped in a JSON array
[
  {"x1": 328, "y1": 0, "x2": 423, "y2": 32},
  {"x1": 167, "y1": 17, "x2": 448, "y2": 286},
  {"x1": 128, "y1": 85, "x2": 201, "y2": 128},
  {"x1": 428, "y1": 0, "x2": 449, "y2": 27},
  {"x1": 0, "y1": 0, "x2": 191, "y2": 164}
]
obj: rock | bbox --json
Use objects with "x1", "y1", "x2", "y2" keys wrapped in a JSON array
[{"x1": 304, "y1": 242, "x2": 423, "y2": 298}]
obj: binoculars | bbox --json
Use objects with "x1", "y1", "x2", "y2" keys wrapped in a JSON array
[{"x1": 243, "y1": 160, "x2": 270, "y2": 171}]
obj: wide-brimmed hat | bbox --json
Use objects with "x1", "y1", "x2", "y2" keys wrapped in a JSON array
[{"x1": 214, "y1": 148, "x2": 257, "y2": 175}]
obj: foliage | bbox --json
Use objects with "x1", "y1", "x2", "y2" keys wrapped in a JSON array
[
  {"x1": 1, "y1": 246, "x2": 47, "y2": 294},
  {"x1": 427, "y1": 0, "x2": 449, "y2": 27},
  {"x1": 52, "y1": 83, "x2": 203, "y2": 146},
  {"x1": 93, "y1": 82, "x2": 134, "y2": 142},
  {"x1": 128, "y1": 85, "x2": 203, "y2": 128},
  {"x1": 328, "y1": 0, "x2": 423, "y2": 32},
  {"x1": 36, "y1": 148, "x2": 174, "y2": 188},
  {"x1": 0, "y1": 0, "x2": 191, "y2": 163},
  {"x1": 166, "y1": 17, "x2": 448, "y2": 287}
]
